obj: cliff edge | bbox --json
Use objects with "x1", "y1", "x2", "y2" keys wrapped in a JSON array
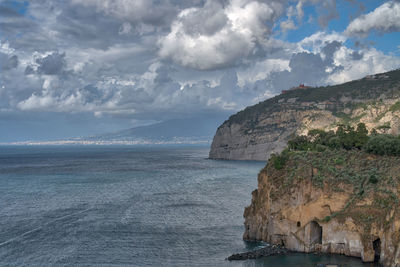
[
  {"x1": 209, "y1": 69, "x2": 400, "y2": 161},
  {"x1": 244, "y1": 149, "x2": 400, "y2": 265}
]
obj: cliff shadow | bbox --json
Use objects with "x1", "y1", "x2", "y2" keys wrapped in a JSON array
[
  {"x1": 310, "y1": 221, "x2": 322, "y2": 245},
  {"x1": 373, "y1": 238, "x2": 381, "y2": 262}
]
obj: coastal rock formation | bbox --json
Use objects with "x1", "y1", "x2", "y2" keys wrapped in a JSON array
[
  {"x1": 209, "y1": 69, "x2": 400, "y2": 161},
  {"x1": 243, "y1": 150, "x2": 400, "y2": 266},
  {"x1": 227, "y1": 244, "x2": 288, "y2": 260}
]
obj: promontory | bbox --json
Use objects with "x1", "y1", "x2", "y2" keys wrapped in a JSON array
[{"x1": 209, "y1": 69, "x2": 400, "y2": 161}]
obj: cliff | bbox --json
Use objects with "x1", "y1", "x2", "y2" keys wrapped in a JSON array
[
  {"x1": 243, "y1": 149, "x2": 400, "y2": 265},
  {"x1": 209, "y1": 69, "x2": 400, "y2": 160}
]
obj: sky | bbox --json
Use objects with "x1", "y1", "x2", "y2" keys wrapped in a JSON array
[{"x1": 0, "y1": 0, "x2": 400, "y2": 142}]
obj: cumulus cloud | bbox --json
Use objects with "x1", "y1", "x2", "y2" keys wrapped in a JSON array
[
  {"x1": 24, "y1": 51, "x2": 68, "y2": 76},
  {"x1": 328, "y1": 45, "x2": 400, "y2": 84},
  {"x1": 268, "y1": 41, "x2": 343, "y2": 92},
  {"x1": 1, "y1": 0, "x2": 400, "y2": 141},
  {"x1": 158, "y1": 0, "x2": 284, "y2": 70},
  {"x1": 299, "y1": 31, "x2": 347, "y2": 52},
  {"x1": 268, "y1": 31, "x2": 400, "y2": 91},
  {"x1": 36, "y1": 52, "x2": 67, "y2": 75},
  {"x1": 345, "y1": 1, "x2": 400, "y2": 36}
]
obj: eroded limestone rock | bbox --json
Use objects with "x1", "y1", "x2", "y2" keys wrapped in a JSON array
[{"x1": 243, "y1": 150, "x2": 400, "y2": 266}]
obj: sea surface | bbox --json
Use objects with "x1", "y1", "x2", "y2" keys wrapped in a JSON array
[{"x1": 0, "y1": 145, "x2": 379, "y2": 266}]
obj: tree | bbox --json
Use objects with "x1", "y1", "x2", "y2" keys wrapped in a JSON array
[{"x1": 355, "y1": 123, "x2": 369, "y2": 149}]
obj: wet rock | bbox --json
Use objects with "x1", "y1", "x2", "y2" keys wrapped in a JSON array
[{"x1": 227, "y1": 244, "x2": 288, "y2": 261}]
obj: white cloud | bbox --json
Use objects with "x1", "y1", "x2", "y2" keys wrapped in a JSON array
[
  {"x1": 118, "y1": 22, "x2": 132, "y2": 35},
  {"x1": 207, "y1": 97, "x2": 237, "y2": 110},
  {"x1": 293, "y1": 31, "x2": 400, "y2": 85},
  {"x1": 158, "y1": 0, "x2": 283, "y2": 70},
  {"x1": 0, "y1": 41, "x2": 15, "y2": 55},
  {"x1": 17, "y1": 94, "x2": 56, "y2": 111},
  {"x1": 299, "y1": 31, "x2": 347, "y2": 53},
  {"x1": 280, "y1": 19, "x2": 297, "y2": 32},
  {"x1": 328, "y1": 46, "x2": 400, "y2": 84},
  {"x1": 296, "y1": 1, "x2": 305, "y2": 19},
  {"x1": 279, "y1": 4, "x2": 300, "y2": 33},
  {"x1": 345, "y1": 1, "x2": 400, "y2": 36},
  {"x1": 237, "y1": 58, "x2": 290, "y2": 86}
]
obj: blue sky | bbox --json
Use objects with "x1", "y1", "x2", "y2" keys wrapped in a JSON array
[{"x1": 0, "y1": 0, "x2": 399, "y2": 142}]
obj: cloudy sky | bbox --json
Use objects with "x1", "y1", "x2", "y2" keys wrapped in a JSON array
[{"x1": 0, "y1": 0, "x2": 399, "y2": 142}]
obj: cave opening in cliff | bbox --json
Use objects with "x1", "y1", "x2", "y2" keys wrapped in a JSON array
[
  {"x1": 373, "y1": 238, "x2": 381, "y2": 261},
  {"x1": 310, "y1": 221, "x2": 322, "y2": 244}
]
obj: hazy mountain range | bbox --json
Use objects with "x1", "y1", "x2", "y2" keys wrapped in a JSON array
[{"x1": 86, "y1": 115, "x2": 228, "y2": 143}]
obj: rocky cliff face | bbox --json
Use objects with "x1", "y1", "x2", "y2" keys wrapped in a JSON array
[
  {"x1": 209, "y1": 69, "x2": 400, "y2": 161},
  {"x1": 243, "y1": 150, "x2": 400, "y2": 266}
]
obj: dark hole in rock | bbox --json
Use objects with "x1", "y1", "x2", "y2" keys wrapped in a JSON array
[
  {"x1": 297, "y1": 221, "x2": 301, "y2": 227},
  {"x1": 373, "y1": 238, "x2": 381, "y2": 261},
  {"x1": 310, "y1": 221, "x2": 322, "y2": 244}
]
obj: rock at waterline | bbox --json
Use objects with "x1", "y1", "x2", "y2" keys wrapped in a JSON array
[{"x1": 227, "y1": 244, "x2": 288, "y2": 260}]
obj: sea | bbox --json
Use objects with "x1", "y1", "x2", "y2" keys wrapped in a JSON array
[{"x1": 0, "y1": 145, "x2": 379, "y2": 266}]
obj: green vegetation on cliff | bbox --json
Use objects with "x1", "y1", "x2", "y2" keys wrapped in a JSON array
[
  {"x1": 287, "y1": 123, "x2": 400, "y2": 156},
  {"x1": 266, "y1": 148, "x2": 400, "y2": 243},
  {"x1": 265, "y1": 126, "x2": 400, "y2": 245}
]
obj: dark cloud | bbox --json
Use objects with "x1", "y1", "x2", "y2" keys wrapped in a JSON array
[
  {"x1": 73, "y1": 0, "x2": 182, "y2": 29},
  {"x1": 1, "y1": 55, "x2": 18, "y2": 70},
  {"x1": 24, "y1": 65, "x2": 34, "y2": 75},
  {"x1": 322, "y1": 40, "x2": 342, "y2": 64},
  {"x1": 36, "y1": 51, "x2": 67, "y2": 75},
  {"x1": 79, "y1": 85, "x2": 104, "y2": 103},
  {"x1": 351, "y1": 51, "x2": 363, "y2": 60},
  {"x1": 270, "y1": 41, "x2": 344, "y2": 92},
  {"x1": 0, "y1": 20, "x2": 36, "y2": 34},
  {"x1": 54, "y1": 4, "x2": 128, "y2": 49},
  {"x1": 0, "y1": 5, "x2": 22, "y2": 17}
]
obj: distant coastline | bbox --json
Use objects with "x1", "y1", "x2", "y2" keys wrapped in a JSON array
[{"x1": 0, "y1": 139, "x2": 212, "y2": 146}]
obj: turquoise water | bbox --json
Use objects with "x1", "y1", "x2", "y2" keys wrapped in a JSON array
[{"x1": 0, "y1": 146, "x2": 379, "y2": 266}]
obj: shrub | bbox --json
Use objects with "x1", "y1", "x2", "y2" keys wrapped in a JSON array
[
  {"x1": 270, "y1": 149, "x2": 290, "y2": 170},
  {"x1": 315, "y1": 144, "x2": 327, "y2": 152},
  {"x1": 334, "y1": 157, "x2": 345, "y2": 165},
  {"x1": 369, "y1": 174, "x2": 378, "y2": 184},
  {"x1": 286, "y1": 123, "x2": 400, "y2": 157},
  {"x1": 365, "y1": 135, "x2": 400, "y2": 156},
  {"x1": 322, "y1": 216, "x2": 331, "y2": 222},
  {"x1": 390, "y1": 101, "x2": 400, "y2": 112},
  {"x1": 288, "y1": 135, "x2": 311, "y2": 151},
  {"x1": 376, "y1": 122, "x2": 391, "y2": 130}
]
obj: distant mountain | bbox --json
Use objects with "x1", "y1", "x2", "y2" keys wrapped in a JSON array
[{"x1": 84, "y1": 115, "x2": 229, "y2": 144}]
